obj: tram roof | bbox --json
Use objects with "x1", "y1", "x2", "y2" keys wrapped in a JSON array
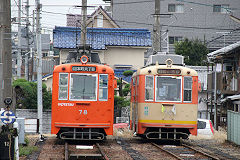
[{"x1": 134, "y1": 64, "x2": 198, "y2": 76}]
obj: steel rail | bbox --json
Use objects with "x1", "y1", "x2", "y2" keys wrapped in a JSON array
[
  {"x1": 64, "y1": 141, "x2": 69, "y2": 160},
  {"x1": 151, "y1": 142, "x2": 184, "y2": 160},
  {"x1": 181, "y1": 143, "x2": 220, "y2": 160},
  {"x1": 96, "y1": 143, "x2": 110, "y2": 160},
  {"x1": 64, "y1": 141, "x2": 109, "y2": 160}
]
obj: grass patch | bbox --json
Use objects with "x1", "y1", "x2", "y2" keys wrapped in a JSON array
[
  {"x1": 19, "y1": 137, "x2": 39, "y2": 156},
  {"x1": 189, "y1": 127, "x2": 227, "y2": 143},
  {"x1": 19, "y1": 145, "x2": 38, "y2": 156},
  {"x1": 113, "y1": 128, "x2": 134, "y2": 139},
  {"x1": 212, "y1": 127, "x2": 227, "y2": 143}
]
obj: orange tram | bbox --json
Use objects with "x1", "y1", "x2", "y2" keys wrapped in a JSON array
[
  {"x1": 51, "y1": 56, "x2": 115, "y2": 140},
  {"x1": 130, "y1": 59, "x2": 198, "y2": 140}
]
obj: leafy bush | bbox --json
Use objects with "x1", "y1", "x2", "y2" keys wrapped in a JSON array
[
  {"x1": 123, "y1": 70, "x2": 134, "y2": 77},
  {"x1": 13, "y1": 79, "x2": 52, "y2": 109},
  {"x1": 114, "y1": 96, "x2": 130, "y2": 108},
  {"x1": 122, "y1": 84, "x2": 130, "y2": 96}
]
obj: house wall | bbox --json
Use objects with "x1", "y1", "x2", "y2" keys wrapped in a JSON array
[
  {"x1": 88, "y1": 16, "x2": 116, "y2": 28},
  {"x1": 59, "y1": 47, "x2": 146, "y2": 70},
  {"x1": 104, "y1": 47, "x2": 146, "y2": 69},
  {"x1": 43, "y1": 77, "x2": 53, "y2": 91},
  {"x1": 112, "y1": 0, "x2": 240, "y2": 53},
  {"x1": 59, "y1": 49, "x2": 74, "y2": 64}
]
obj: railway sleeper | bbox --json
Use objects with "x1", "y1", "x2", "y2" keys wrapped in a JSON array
[
  {"x1": 145, "y1": 128, "x2": 189, "y2": 140},
  {"x1": 69, "y1": 153, "x2": 104, "y2": 160},
  {"x1": 59, "y1": 128, "x2": 105, "y2": 140}
]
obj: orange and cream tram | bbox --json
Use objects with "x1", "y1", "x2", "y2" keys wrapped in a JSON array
[
  {"x1": 130, "y1": 59, "x2": 198, "y2": 140},
  {"x1": 51, "y1": 56, "x2": 115, "y2": 140}
]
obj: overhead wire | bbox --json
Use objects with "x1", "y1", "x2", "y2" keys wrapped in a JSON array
[{"x1": 41, "y1": 10, "x2": 237, "y2": 32}]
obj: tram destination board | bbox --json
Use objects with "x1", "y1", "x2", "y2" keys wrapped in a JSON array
[
  {"x1": 157, "y1": 69, "x2": 181, "y2": 74},
  {"x1": 72, "y1": 66, "x2": 96, "y2": 72}
]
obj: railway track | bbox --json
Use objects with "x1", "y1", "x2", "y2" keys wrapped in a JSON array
[
  {"x1": 64, "y1": 141, "x2": 109, "y2": 160},
  {"x1": 151, "y1": 142, "x2": 220, "y2": 160}
]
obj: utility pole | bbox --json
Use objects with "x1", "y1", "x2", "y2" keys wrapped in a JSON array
[
  {"x1": 0, "y1": 0, "x2": 13, "y2": 107},
  {"x1": 80, "y1": 0, "x2": 87, "y2": 58},
  {"x1": 25, "y1": 0, "x2": 30, "y2": 81},
  {"x1": 35, "y1": 0, "x2": 43, "y2": 136},
  {"x1": 17, "y1": 0, "x2": 22, "y2": 78},
  {"x1": 153, "y1": 0, "x2": 161, "y2": 54},
  {"x1": 31, "y1": 10, "x2": 35, "y2": 81}
]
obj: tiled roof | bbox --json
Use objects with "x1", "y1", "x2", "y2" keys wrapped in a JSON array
[{"x1": 53, "y1": 26, "x2": 152, "y2": 50}]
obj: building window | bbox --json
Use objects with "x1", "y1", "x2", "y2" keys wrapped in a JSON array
[
  {"x1": 97, "y1": 14, "x2": 103, "y2": 27},
  {"x1": 168, "y1": 4, "x2": 184, "y2": 13},
  {"x1": 213, "y1": 4, "x2": 230, "y2": 13},
  {"x1": 169, "y1": 36, "x2": 182, "y2": 44}
]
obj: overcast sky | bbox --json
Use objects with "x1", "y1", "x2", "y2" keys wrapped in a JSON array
[{"x1": 11, "y1": 0, "x2": 108, "y2": 32}]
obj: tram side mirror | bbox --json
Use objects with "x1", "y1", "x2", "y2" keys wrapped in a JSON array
[{"x1": 114, "y1": 79, "x2": 117, "y2": 89}]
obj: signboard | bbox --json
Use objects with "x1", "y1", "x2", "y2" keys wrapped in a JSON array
[
  {"x1": 0, "y1": 110, "x2": 16, "y2": 124},
  {"x1": 157, "y1": 69, "x2": 181, "y2": 75},
  {"x1": 72, "y1": 66, "x2": 96, "y2": 72}
]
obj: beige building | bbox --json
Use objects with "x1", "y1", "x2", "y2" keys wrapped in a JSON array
[{"x1": 54, "y1": 7, "x2": 151, "y2": 71}]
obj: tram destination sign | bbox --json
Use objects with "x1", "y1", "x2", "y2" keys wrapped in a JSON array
[
  {"x1": 72, "y1": 66, "x2": 96, "y2": 72},
  {"x1": 157, "y1": 69, "x2": 181, "y2": 74}
]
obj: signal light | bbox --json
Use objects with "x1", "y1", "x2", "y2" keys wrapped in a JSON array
[{"x1": 80, "y1": 55, "x2": 88, "y2": 64}]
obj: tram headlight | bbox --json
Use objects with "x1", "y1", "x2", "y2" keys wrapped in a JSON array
[
  {"x1": 165, "y1": 59, "x2": 173, "y2": 67},
  {"x1": 80, "y1": 55, "x2": 88, "y2": 64}
]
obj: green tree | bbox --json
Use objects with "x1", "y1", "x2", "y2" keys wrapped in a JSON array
[
  {"x1": 114, "y1": 70, "x2": 133, "y2": 112},
  {"x1": 123, "y1": 70, "x2": 134, "y2": 77},
  {"x1": 174, "y1": 38, "x2": 208, "y2": 66},
  {"x1": 114, "y1": 96, "x2": 130, "y2": 108},
  {"x1": 13, "y1": 79, "x2": 52, "y2": 109}
]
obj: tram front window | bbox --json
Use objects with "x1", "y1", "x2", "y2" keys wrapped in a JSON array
[
  {"x1": 70, "y1": 74, "x2": 97, "y2": 100},
  {"x1": 156, "y1": 76, "x2": 181, "y2": 102}
]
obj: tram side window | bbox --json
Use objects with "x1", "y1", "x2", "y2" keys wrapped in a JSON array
[
  {"x1": 184, "y1": 77, "x2": 192, "y2": 102},
  {"x1": 145, "y1": 75, "x2": 154, "y2": 101},
  {"x1": 99, "y1": 74, "x2": 108, "y2": 101},
  {"x1": 59, "y1": 73, "x2": 68, "y2": 100}
]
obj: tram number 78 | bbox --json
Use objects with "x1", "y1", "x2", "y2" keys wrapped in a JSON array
[{"x1": 79, "y1": 110, "x2": 87, "y2": 115}]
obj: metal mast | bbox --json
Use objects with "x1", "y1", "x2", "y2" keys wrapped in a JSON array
[
  {"x1": 153, "y1": 0, "x2": 161, "y2": 54},
  {"x1": 17, "y1": 0, "x2": 22, "y2": 78},
  {"x1": 35, "y1": 0, "x2": 43, "y2": 136},
  {"x1": 25, "y1": 0, "x2": 30, "y2": 81},
  {"x1": 80, "y1": 0, "x2": 87, "y2": 58}
]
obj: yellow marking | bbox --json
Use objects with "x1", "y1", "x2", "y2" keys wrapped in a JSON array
[{"x1": 139, "y1": 119, "x2": 197, "y2": 125}]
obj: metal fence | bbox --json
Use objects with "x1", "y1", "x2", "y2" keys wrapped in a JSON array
[{"x1": 227, "y1": 110, "x2": 240, "y2": 145}]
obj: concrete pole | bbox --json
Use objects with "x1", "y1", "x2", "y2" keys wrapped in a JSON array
[
  {"x1": 80, "y1": 0, "x2": 87, "y2": 58},
  {"x1": 35, "y1": 0, "x2": 43, "y2": 135},
  {"x1": 153, "y1": 0, "x2": 161, "y2": 54},
  {"x1": 31, "y1": 10, "x2": 35, "y2": 80},
  {"x1": 0, "y1": 0, "x2": 12, "y2": 107},
  {"x1": 17, "y1": 0, "x2": 22, "y2": 78},
  {"x1": 25, "y1": 0, "x2": 30, "y2": 81}
]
